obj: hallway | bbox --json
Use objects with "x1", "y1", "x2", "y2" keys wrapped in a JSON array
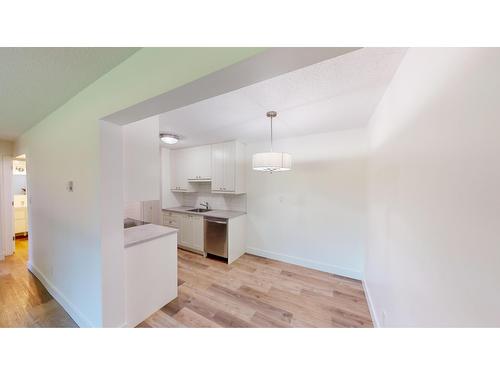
[{"x1": 0, "y1": 239, "x2": 76, "y2": 328}]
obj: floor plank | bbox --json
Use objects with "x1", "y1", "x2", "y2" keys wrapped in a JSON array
[
  {"x1": 142, "y1": 249, "x2": 373, "y2": 328},
  {"x1": 0, "y1": 238, "x2": 77, "y2": 328}
]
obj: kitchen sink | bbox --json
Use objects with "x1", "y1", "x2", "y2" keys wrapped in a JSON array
[{"x1": 187, "y1": 208, "x2": 212, "y2": 213}]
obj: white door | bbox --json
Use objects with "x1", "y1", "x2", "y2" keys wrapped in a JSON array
[{"x1": 211, "y1": 143, "x2": 225, "y2": 192}]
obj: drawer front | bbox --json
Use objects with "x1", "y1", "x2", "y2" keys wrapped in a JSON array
[
  {"x1": 164, "y1": 219, "x2": 179, "y2": 228},
  {"x1": 163, "y1": 212, "x2": 183, "y2": 228},
  {"x1": 164, "y1": 211, "x2": 175, "y2": 218}
]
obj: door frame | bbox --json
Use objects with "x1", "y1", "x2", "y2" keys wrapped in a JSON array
[{"x1": 1, "y1": 155, "x2": 14, "y2": 259}]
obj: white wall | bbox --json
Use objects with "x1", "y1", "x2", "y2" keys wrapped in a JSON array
[
  {"x1": 0, "y1": 139, "x2": 13, "y2": 156},
  {"x1": 365, "y1": 48, "x2": 500, "y2": 327},
  {"x1": 245, "y1": 128, "x2": 368, "y2": 280},
  {"x1": 0, "y1": 141, "x2": 13, "y2": 260},
  {"x1": 100, "y1": 120, "x2": 125, "y2": 327},
  {"x1": 13, "y1": 174, "x2": 26, "y2": 195},
  {"x1": 123, "y1": 116, "x2": 160, "y2": 203}
]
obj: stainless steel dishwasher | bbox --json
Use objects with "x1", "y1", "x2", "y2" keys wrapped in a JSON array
[{"x1": 204, "y1": 216, "x2": 228, "y2": 258}]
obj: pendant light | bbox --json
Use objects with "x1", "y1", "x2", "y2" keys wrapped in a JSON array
[{"x1": 252, "y1": 111, "x2": 292, "y2": 172}]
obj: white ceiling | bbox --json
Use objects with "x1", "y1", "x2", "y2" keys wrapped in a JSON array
[
  {"x1": 0, "y1": 47, "x2": 139, "y2": 140},
  {"x1": 159, "y1": 48, "x2": 407, "y2": 149}
]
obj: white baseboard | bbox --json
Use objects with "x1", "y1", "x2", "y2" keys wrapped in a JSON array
[
  {"x1": 246, "y1": 246, "x2": 363, "y2": 280},
  {"x1": 28, "y1": 262, "x2": 93, "y2": 328},
  {"x1": 362, "y1": 280, "x2": 379, "y2": 327}
]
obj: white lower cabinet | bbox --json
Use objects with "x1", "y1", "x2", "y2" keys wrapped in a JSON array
[
  {"x1": 191, "y1": 215, "x2": 204, "y2": 251},
  {"x1": 179, "y1": 214, "x2": 192, "y2": 248},
  {"x1": 163, "y1": 211, "x2": 181, "y2": 228},
  {"x1": 164, "y1": 211, "x2": 204, "y2": 252}
]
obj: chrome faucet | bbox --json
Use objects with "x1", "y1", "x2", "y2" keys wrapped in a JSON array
[{"x1": 200, "y1": 201, "x2": 210, "y2": 210}]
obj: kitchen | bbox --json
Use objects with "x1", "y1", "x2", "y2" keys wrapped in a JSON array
[{"x1": 161, "y1": 140, "x2": 247, "y2": 263}]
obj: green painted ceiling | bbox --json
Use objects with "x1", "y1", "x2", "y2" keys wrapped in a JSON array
[{"x1": 0, "y1": 47, "x2": 139, "y2": 140}]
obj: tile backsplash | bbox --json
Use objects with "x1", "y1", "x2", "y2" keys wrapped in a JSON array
[{"x1": 180, "y1": 185, "x2": 246, "y2": 212}]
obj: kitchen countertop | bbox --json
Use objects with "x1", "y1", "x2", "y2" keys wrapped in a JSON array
[
  {"x1": 163, "y1": 206, "x2": 246, "y2": 219},
  {"x1": 124, "y1": 223, "x2": 178, "y2": 248}
]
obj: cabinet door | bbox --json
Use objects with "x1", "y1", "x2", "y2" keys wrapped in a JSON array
[
  {"x1": 211, "y1": 143, "x2": 225, "y2": 192},
  {"x1": 191, "y1": 215, "x2": 204, "y2": 251},
  {"x1": 178, "y1": 150, "x2": 189, "y2": 190},
  {"x1": 198, "y1": 145, "x2": 212, "y2": 179},
  {"x1": 163, "y1": 213, "x2": 180, "y2": 229},
  {"x1": 179, "y1": 214, "x2": 192, "y2": 248},
  {"x1": 170, "y1": 149, "x2": 188, "y2": 191},
  {"x1": 187, "y1": 145, "x2": 212, "y2": 180},
  {"x1": 223, "y1": 141, "x2": 236, "y2": 192},
  {"x1": 170, "y1": 149, "x2": 180, "y2": 190}
]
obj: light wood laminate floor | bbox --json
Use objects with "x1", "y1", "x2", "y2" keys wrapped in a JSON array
[
  {"x1": 1, "y1": 241, "x2": 372, "y2": 328},
  {"x1": 0, "y1": 238, "x2": 77, "y2": 328},
  {"x1": 139, "y1": 250, "x2": 373, "y2": 328}
]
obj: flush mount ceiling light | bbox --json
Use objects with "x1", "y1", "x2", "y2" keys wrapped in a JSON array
[
  {"x1": 252, "y1": 111, "x2": 292, "y2": 173},
  {"x1": 160, "y1": 133, "x2": 179, "y2": 144}
]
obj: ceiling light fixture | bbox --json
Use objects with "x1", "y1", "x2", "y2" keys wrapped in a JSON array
[
  {"x1": 252, "y1": 111, "x2": 292, "y2": 173},
  {"x1": 160, "y1": 133, "x2": 179, "y2": 144}
]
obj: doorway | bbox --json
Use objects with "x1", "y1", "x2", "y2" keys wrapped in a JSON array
[{"x1": 12, "y1": 154, "x2": 28, "y2": 253}]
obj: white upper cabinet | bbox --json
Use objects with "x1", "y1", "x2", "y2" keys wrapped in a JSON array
[
  {"x1": 187, "y1": 145, "x2": 211, "y2": 181},
  {"x1": 169, "y1": 141, "x2": 245, "y2": 194},
  {"x1": 211, "y1": 142, "x2": 225, "y2": 191},
  {"x1": 211, "y1": 141, "x2": 245, "y2": 194},
  {"x1": 223, "y1": 142, "x2": 236, "y2": 192},
  {"x1": 170, "y1": 149, "x2": 190, "y2": 191}
]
